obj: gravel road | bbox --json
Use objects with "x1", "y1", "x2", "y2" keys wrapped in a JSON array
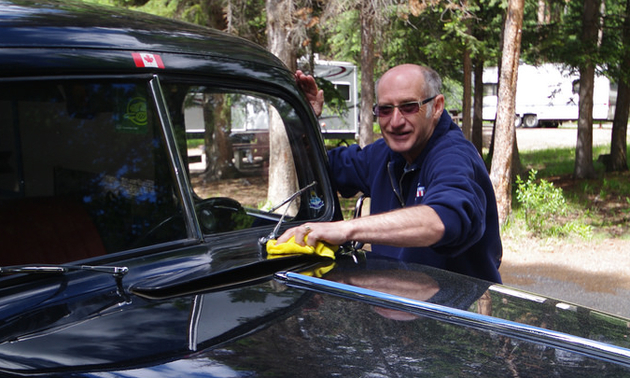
[
  {"x1": 515, "y1": 123, "x2": 616, "y2": 151},
  {"x1": 483, "y1": 123, "x2": 616, "y2": 152}
]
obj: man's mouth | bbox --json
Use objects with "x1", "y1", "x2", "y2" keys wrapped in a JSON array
[{"x1": 389, "y1": 130, "x2": 411, "y2": 138}]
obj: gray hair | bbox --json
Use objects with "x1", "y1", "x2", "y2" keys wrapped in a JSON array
[
  {"x1": 375, "y1": 64, "x2": 443, "y2": 101},
  {"x1": 420, "y1": 66, "x2": 442, "y2": 97},
  {"x1": 419, "y1": 66, "x2": 441, "y2": 117}
]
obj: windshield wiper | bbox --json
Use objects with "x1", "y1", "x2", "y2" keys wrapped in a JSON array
[
  {"x1": 259, "y1": 181, "x2": 318, "y2": 244},
  {"x1": 0, "y1": 264, "x2": 129, "y2": 277}
]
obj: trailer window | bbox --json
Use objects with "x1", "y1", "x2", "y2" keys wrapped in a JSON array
[
  {"x1": 572, "y1": 80, "x2": 580, "y2": 95},
  {"x1": 483, "y1": 83, "x2": 498, "y2": 97},
  {"x1": 335, "y1": 83, "x2": 351, "y2": 101}
]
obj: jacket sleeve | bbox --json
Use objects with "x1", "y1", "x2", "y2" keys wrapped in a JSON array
[
  {"x1": 327, "y1": 144, "x2": 373, "y2": 198},
  {"x1": 421, "y1": 144, "x2": 489, "y2": 256}
]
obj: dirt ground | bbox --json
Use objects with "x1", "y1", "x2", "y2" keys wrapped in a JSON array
[{"x1": 499, "y1": 125, "x2": 630, "y2": 318}]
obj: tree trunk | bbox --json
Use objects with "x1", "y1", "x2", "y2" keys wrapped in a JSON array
[
  {"x1": 203, "y1": 94, "x2": 235, "y2": 181},
  {"x1": 268, "y1": 107, "x2": 299, "y2": 214},
  {"x1": 609, "y1": 80, "x2": 629, "y2": 171},
  {"x1": 575, "y1": 64, "x2": 596, "y2": 178},
  {"x1": 489, "y1": 0, "x2": 524, "y2": 225},
  {"x1": 462, "y1": 47, "x2": 473, "y2": 140},
  {"x1": 266, "y1": 0, "x2": 299, "y2": 208},
  {"x1": 267, "y1": 0, "x2": 297, "y2": 71},
  {"x1": 472, "y1": 58, "x2": 485, "y2": 155},
  {"x1": 608, "y1": 0, "x2": 630, "y2": 172},
  {"x1": 358, "y1": 0, "x2": 375, "y2": 147},
  {"x1": 574, "y1": 0, "x2": 599, "y2": 179}
]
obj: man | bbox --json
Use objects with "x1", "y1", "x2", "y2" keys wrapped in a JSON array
[{"x1": 280, "y1": 64, "x2": 502, "y2": 283}]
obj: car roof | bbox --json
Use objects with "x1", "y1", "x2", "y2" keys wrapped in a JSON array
[{"x1": 0, "y1": 0, "x2": 289, "y2": 81}]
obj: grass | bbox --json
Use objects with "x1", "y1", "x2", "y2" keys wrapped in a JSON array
[
  {"x1": 518, "y1": 145, "x2": 612, "y2": 177},
  {"x1": 511, "y1": 144, "x2": 630, "y2": 240}
]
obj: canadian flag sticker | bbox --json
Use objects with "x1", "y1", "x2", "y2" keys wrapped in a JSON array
[{"x1": 132, "y1": 53, "x2": 165, "y2": 69}]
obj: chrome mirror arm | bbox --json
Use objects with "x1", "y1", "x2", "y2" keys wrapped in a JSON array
[{"x1": 259, "y1": 181, "x2": 318, "y2": 245}]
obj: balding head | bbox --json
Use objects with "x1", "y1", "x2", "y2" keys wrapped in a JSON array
[{"x1": 377, "y1": 64, "x2": 442, "y2": 102}]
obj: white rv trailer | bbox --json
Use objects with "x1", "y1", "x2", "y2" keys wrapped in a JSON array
[
  {"x1": 184, "y1": 58, "x2": 359, "y2": 142},
  {"x1": 313, "y1": 59, "x2": 359, "y2": 140},
  {"x1": 482, "y1": 63, "x2": 613, "y2": 128}
]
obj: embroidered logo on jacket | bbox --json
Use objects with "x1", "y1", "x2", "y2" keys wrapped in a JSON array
[{"x1": 416, "y1": 184, "x2": 426, "y2": 198}]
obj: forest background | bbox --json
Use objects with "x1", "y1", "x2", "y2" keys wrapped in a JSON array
[{"x1": 84, "y1": 0, "x2": 630, "y2": 315}]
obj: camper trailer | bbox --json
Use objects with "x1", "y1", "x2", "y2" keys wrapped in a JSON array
[
  {"x1": 313, "y1": 59, "x2": 359, "y2": 139},
  {"x1": 482, "y1": 63, "x2": 613, "y2": 128}
]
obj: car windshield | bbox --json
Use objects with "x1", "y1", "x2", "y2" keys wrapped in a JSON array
[
  {"x1": 0, "y1": 79, "x2": 188, "y2": 266},
  {"x1": 0, "y1": 78, "x2": 327, "y2": 267}
]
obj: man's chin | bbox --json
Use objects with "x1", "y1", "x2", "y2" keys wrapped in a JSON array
[{"x1": 385, "y1": 140, "x2": 412, "y2": 154}]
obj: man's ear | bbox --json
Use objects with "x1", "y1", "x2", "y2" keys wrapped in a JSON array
[{"x1": 432, "y1": 94, "x2": 446, "y2": 120}]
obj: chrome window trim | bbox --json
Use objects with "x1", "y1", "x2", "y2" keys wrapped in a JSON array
[{"x1": 149, "y1": 75, "x2": 203, "y2": 241}]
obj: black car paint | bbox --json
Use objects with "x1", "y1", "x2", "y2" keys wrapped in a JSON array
[{"x1": 1, "y1": 1, "x2": 630, "y2": 377}]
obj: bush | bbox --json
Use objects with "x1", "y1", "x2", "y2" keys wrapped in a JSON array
[{"x1": 515, "y1": 170, "x2": 592, "y2": 239}]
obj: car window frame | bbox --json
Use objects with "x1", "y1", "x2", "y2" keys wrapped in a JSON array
[
  {"x1": 156, "y1": 73, "x2": 338, "y2": 239},
  {"x1": 0, "y1": 70, "x2": 338, "y2": 269}
]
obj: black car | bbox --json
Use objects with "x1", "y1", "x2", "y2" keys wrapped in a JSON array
[{"x1": 1, "y1": 1, "x2": 630, "y2": 377}]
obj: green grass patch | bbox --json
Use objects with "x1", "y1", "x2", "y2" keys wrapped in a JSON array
[
  {"x1": 518, "y1": 145, "x2": 611, "y2": 177},
  {"x1": 510, "y1": 144, "x2": 630, "y2": 240},
  {"x1": 187, "y1": 138, "x2": 204, "y2": 148}
]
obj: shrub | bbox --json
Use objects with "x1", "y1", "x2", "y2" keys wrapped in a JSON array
[{"x1": 515, "y1": 170, "x2": 591, "y2": 239}]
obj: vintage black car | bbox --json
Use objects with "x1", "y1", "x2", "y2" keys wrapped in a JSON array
[{"x1": 1, "y1": 1, "x2": 630, "y2": 377}]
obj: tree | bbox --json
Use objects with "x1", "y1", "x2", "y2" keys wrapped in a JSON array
[
  {"x1": 319, "y1": 0, "x2": 401, "y2": 147},
  {"x1": 607, "y1": 0, "x2": 630, "y2": 172},
  {"x1": 358, "y1": 0, "x2": 377, "y2": 147},
  {"x1": 471, "y1": 57, "x2": 484, "y2": 154},
  {"x1": 462, "y1": 44, "x2": 473, "y2": 141},
  {"x1": 489, "y1": 0, "x2": 525, "y2": 225},
  {"x1": 523, "y1": 0, "x2": 625, "y2": 177},
  {"x1": 266, "y1": 0, "x2": 301, "y2": 209},
  {"x1": 467, "y1": 0, "x2": 505, "y2": 155},
  {"x1": 574, "y1": 0, "x2": 601, "y2": 179}
]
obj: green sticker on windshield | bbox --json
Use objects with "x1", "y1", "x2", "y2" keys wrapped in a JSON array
[{"x1": 116, "y1": 96, "x2": 148, "y2": 134}]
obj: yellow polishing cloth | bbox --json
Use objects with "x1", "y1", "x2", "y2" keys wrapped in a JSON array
[
  {"x1": 301, "y1": 263, "x2": 335, "y2": 277},
  {"x1": 266, "y1": 236, "x2": 337, "y2": 260}
]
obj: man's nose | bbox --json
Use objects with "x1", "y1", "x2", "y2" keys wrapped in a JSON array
[{"x1": 389, "y1": 107, "x2": 406, "y2": 126}]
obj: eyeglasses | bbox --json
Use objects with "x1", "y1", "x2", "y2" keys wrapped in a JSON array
[{"x1": 372, "y1": 96, "x2": 437, "y2": 117}]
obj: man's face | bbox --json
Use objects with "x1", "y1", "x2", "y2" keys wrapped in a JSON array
[{"x1": 376, "y1": 66, "x2": 443, "y2": 162}]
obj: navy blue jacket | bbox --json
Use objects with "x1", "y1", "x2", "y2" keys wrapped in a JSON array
[{"x1": 328, "y1": 111, "x2": 502, "y2": 283}]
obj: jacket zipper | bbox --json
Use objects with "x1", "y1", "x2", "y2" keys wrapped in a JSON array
[{"x1": 387, "y1": 161, "x2": 417, "y2": 208}]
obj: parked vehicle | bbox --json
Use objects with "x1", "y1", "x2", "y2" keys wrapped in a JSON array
[
  {"x1": 312, "y1": 59, "x2": 359, "y2": 140},
  {"x1": 1, "y1": 1, "x2": 630, "y2": 377},
  {"x1": 482, "y1": 63, "x2": 614, "y2": 128}
]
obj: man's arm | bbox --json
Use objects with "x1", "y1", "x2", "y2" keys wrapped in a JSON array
[{"x1": 276, "y1": 204, "x2": 445, "y2": 248}]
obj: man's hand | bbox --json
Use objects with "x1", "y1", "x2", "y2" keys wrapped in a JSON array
[
  {"x1": 295, "y1": 70, "x2": 324, "y2": 117},
  {"x1": 276, "y1": 205, "x2": 445, "y2": 249},
  {"x1": 277, "y1": 221, "x2": 348, "y2": 248}
]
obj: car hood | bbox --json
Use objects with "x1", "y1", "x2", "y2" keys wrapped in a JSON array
[{"x1": 0, "y1": 250, "x2": 630, "y2": 377}]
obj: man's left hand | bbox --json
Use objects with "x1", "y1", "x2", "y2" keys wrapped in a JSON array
[{"x1": 295, "y1": 70, "x2": 324, "y2": 117}]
